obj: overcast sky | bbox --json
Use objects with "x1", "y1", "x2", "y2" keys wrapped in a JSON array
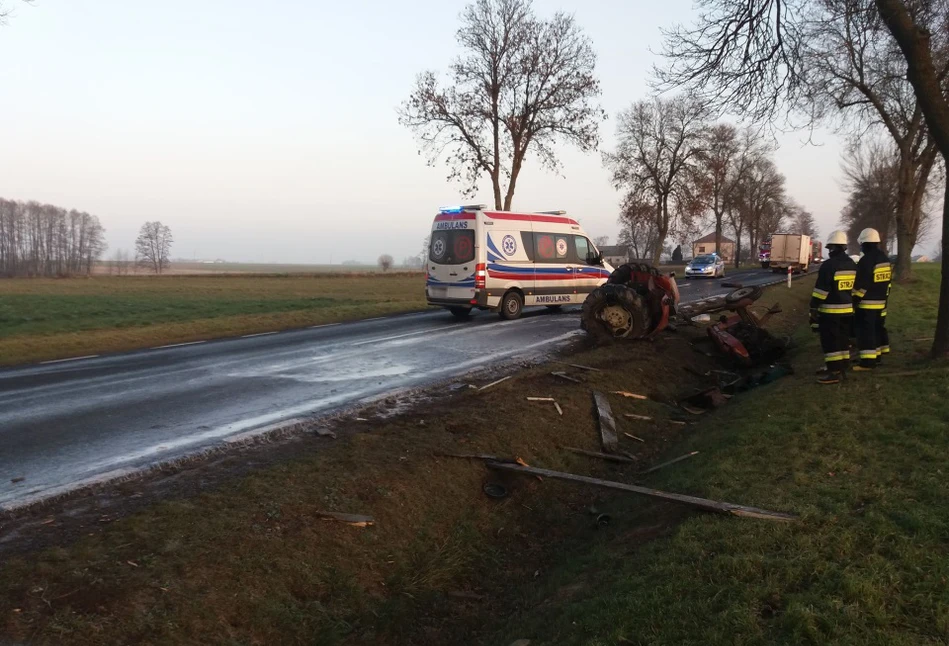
[{"x1": 0, "y1": 0, "x2": 903, "y2": 264}]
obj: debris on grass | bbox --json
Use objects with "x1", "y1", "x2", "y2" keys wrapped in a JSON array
[
  {"x1": 612, "y1": 391, "x2": 647, "y2": 400},
  {"x1": 315, "y1": 511, "x2": 375, "y2": 527},
  {"x1": 482, "y1": 483, "x2": 509, "y2": 499},
  {"x1": 479, "y1": 375, "x2": 512, "y2": 391},
  {"x1": 313, "y1": 427, "x2": 337, "y2": 439},
  {"x1": 593, "y1": 391, "x2": 619, "y2": 453},
  {"x1": 551, "y1": 371, "x2": 582, "y2": 383},
  {"x1": 561, "y1": 446, "x2": 638, "y2": 464},
  {"x1": 554, "y1": 361, "x2": 602, "y2": 372},
  {"x1": 526, "y1": 397, "x2": 555, "y2": 402},
  {"x1": 623, "y1": 432, "x2": 646, "y2": 443},
  {"x1": 623, "y1": 413, "x2": 653, "y2": 421},
  {"x1": 639, "y1": 451, "x2": 700, "y2": 475},
  {"x1": 486, "y1": 462, "x2": 798, "y2": 522},
  {"x1": 554, "y1": 401, "x2": 563, "y2": 416}
]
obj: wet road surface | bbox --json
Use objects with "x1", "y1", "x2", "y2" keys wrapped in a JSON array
[{"x1": 0, "y1": 268, "x2": 793, "y2": 508}]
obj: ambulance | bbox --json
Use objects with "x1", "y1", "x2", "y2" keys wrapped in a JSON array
[{"x1": 425, "y1": 204, "x2": 614, "y2": 320}]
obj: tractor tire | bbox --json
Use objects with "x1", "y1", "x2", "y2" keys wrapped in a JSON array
[
  {"x1": 725, "y1": 285, "x2": 764, "y2": 305},
  {"x1": 581, "y1": 284, "x2": 652, "y2": 343}
]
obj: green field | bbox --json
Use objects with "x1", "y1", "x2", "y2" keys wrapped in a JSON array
[{"x1": 0, "y1": 273, "x2": 426, "y2": 365}]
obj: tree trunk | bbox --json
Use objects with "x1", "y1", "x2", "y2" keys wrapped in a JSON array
[{"x1": 932, "y1": 173, "x2": 949, "y2": 358}]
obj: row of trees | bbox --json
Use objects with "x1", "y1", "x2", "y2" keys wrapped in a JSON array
[
  {"x1": 0, "y1": 199, "x2": 107, "y2": 277},
  {"x1": 605, "y1": 100, "x2": 819, "y2": 265}
]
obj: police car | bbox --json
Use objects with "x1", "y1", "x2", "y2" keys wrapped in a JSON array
[{"x1": 426, "y1": 204, "x2": 614, "y2": 320}]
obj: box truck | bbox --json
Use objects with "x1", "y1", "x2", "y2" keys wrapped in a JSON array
[{"x1": 768, "y1": 233, "x2": 811, "y2": 273}]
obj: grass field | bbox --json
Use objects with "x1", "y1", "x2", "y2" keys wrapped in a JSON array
[
  {"x1": 0, "y1": 267, "x2": 945, "y2": 645},
  {"x1": 0, "y1": 273, "x2": 426, "y2": 365}
]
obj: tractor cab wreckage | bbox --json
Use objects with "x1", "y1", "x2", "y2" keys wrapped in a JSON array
[{"x1": 580, "y1": 263, "x2": 788, "y2": 367}]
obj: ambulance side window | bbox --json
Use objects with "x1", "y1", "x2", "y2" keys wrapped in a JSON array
[
  {"x1": 520, "y1": 232, "x2": 535, "y2": 261},
  {"x1": 574, "y1": 236, "x2": 591, "y2": 263}
]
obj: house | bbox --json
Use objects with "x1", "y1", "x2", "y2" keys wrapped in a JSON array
[
  {"x1": 598, "y1": 245, "x2": 632, "y2": 266},
  {"x1": 692, "y1": 233, "x2": 736, "y2": 263}
]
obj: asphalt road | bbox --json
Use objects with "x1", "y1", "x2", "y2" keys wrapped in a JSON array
[{"x1": 0, "y1": 268, "x2": 791, "y2": 509}]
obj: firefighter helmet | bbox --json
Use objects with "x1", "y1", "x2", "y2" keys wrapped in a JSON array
[
  {"x1": 858, "y1": 228, "x2": 881, "y2": 244},
  {"x1": 826, "y1": 230, "x2": 848, "y2": 246}
]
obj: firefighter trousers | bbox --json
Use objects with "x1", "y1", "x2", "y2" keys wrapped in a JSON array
[
  {"x1": 819, "y1": 314, "x2": 851, "y2": 371},
  {"x1": 855, "y1": 309, "x2": 885, "y2": 366}
]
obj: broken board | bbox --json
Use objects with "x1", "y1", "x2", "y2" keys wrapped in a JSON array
[{"x1": 593, "y1": 391, "x2": 619, "y2": 453}]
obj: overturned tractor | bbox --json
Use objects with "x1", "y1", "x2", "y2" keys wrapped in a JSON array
[{"x1": 581, "y1": 264, "x2": 785, "y2": 367}]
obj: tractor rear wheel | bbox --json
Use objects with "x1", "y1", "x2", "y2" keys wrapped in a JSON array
[{"x1": 581, "y1": 284, "x2": 652, "y2": 342}]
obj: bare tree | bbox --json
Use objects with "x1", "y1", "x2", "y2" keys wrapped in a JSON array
[
  {"x1": 783, "y1": 199, "x2": 819, "y2": 238},
  {"x1": 725, "y1": 133, "x2": 782, "y2": 267},
  {"x1": 135, "y1": 221, "x2": 173, "y2": 275},
  {"x1": 0, "y1": 197, "x2": 106, "y2": 277},
  {"x1": 399, "y1": 0, "x2": 605, "y2": 210},
  {"x1": 378, "y1": 254, "x2": 394, "y2": 272},
  {"x1": 593, "y1": 235, "x2": 610, "y2": 248},
  {"x1": 839, "y1": 139, "x2": 901, "y2": 248},
  {"x1": 616, "y1": 198, "x2": 662, "y2": 262},
  {"x1": 604, "y1": 95, "x2": 710, "y2": 264}
]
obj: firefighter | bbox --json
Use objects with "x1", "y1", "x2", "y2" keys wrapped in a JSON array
[
  {"x1": 852, "y1": 228, "x2": 892, "y2": 370},
  {"x1": 810, "y1": 230, "x2": 857, "y2": 384}
]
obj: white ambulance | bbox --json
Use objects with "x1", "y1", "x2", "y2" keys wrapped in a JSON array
[{"x1": 425, "y1": 204, "x2": 614, "y2": 320}]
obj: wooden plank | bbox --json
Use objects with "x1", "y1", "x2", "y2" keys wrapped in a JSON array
[
  {"x1": 551, "y1": 371, "x2": 582, "y2": 383},
  {"x1": 593, "y1": 391, "x2": 619, "y2": 453},
  {"x1": 486, "y1": 462, "x2": 798, "y2": 522},
  {"x1": 624, "y1": 413, "x2": 653, "y2": 421},
  {"x1": 554, "y1": 401, "x2": 563, "y2": 416},
  {"x1": 561, "y1": 446, "x2": 637, "y2": 464},
  {"x1": 526, "y1": 397, "x2": 555, "y2": 402},
  {"x1": 612, "y1": 391, "x2": 647, "y2": 400},
  {"x1": 479, "y1": 375, "x2": 512, "y2": 391},
  {"x1": 639, "y1": 451, "x2": 699, "y2": 475},
  {"x1": 623, "y1": 432, "x2": 646, "y2": 443},
  {"x1": 316, "y1": 511, "x2": 375, "y2": 527},
  {"x1": 553, "y1": 361, "x2": 602, "y2": 372}
]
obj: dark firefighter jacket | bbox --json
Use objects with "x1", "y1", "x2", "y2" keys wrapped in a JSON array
[
  {"x1": 853, "y1": 246, "x2": 892, "y2": 312},
  {"x1": 810, "y1": 253, "x2": 858, "y2": 315}
]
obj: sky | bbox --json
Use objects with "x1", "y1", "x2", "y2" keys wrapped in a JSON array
[{"x1": 0, "y1": 0, "x2": 896, "y2": 264}]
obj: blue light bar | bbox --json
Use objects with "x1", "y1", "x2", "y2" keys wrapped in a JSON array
[{"x1": 439, "y1": 203, "x2": 486, "y2": 214}]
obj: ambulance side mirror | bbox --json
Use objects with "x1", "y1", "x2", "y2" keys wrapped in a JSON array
[{"x1": 586, "y1": 251, "x2": 603, "y2": 266}]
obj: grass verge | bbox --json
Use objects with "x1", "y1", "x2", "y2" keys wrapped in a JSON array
[
  {"x1": 1, "y1": 266, "x2": 944, "y2": 645},
  {"x1": 0, "y1": 273, "x2": 426, "y2": 365}
]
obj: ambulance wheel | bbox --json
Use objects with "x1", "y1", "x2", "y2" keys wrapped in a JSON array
[
  {"x1": 448, "y1": 306, "x2": 472, "y2": 320},
  {"x1": 581, "y1": 284, "x2": 651, "y2": 342},
  {"x1": 499, "y1": 291, "x2": 524, "y2": 320}
]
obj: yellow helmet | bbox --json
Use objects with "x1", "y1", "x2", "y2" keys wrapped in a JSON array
[
  {"x1": 858, "y1": 228, "x2": 881, "y2": 243},
  {"x1": 826, "y1": 230, "x2": 848, "y2": 246}
]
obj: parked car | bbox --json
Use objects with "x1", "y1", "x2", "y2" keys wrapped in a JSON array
[{"x1": 685, "y1": 254, "x2": 725, "y2": 278}]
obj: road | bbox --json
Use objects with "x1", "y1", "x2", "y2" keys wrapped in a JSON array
[{"x1": 0, "y1": 268, "x2": 791, "y2": 509}]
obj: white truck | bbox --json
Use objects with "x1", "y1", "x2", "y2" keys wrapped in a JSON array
[{"x1": 768, "y1": 233, "x2": 811, "y2": 273}]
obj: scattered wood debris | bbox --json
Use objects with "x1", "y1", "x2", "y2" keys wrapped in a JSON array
[
  {"x1": 551, "y1": 371, "x2": 582, "y2": 383},
  {"x1": 612, "y1": 391, "x2": 647, "y2": 400},
  {"x1": 624, "y1": 413, "x2": 653, "y2": 421},
  {"x1": 561, "y1": 446, "x2": 637, "y2": 464},
  {"x1": 316, "y1": 511, "x2": 375, "y2": 527},
  {"x1": 640, "y1": 451, "x2": 699, "y2": 475},
  {"x1": 479, "y1": 375, "x2": 512, "y2": 391},
  {"x1": 623, "y1": 432, "x2": 646, "y2": 443},
  {"x1": 554, "y1": 401, "x2": 563, "y2": 416},
  {"x1": 526, "y1": 397, "x2": 555, "y2": 402},
  {"x1": 487, "y1": 462, "x2": 798, "y2": 522},
  {"x1": 668, "y1": 420, "x2": 688, "y2": 426},
  {"x1": 313, "y1": 427, "x2": 337, "y2": 439},
  {"x1": 554, "y1": 361, "x2": 602, "y2": 372},
  {"x1": 593, "y1": 391, "x2": 619, "y2": 453},
  {"x1": 680, "y1": 404, "x2": 706, "y2": 415}
]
